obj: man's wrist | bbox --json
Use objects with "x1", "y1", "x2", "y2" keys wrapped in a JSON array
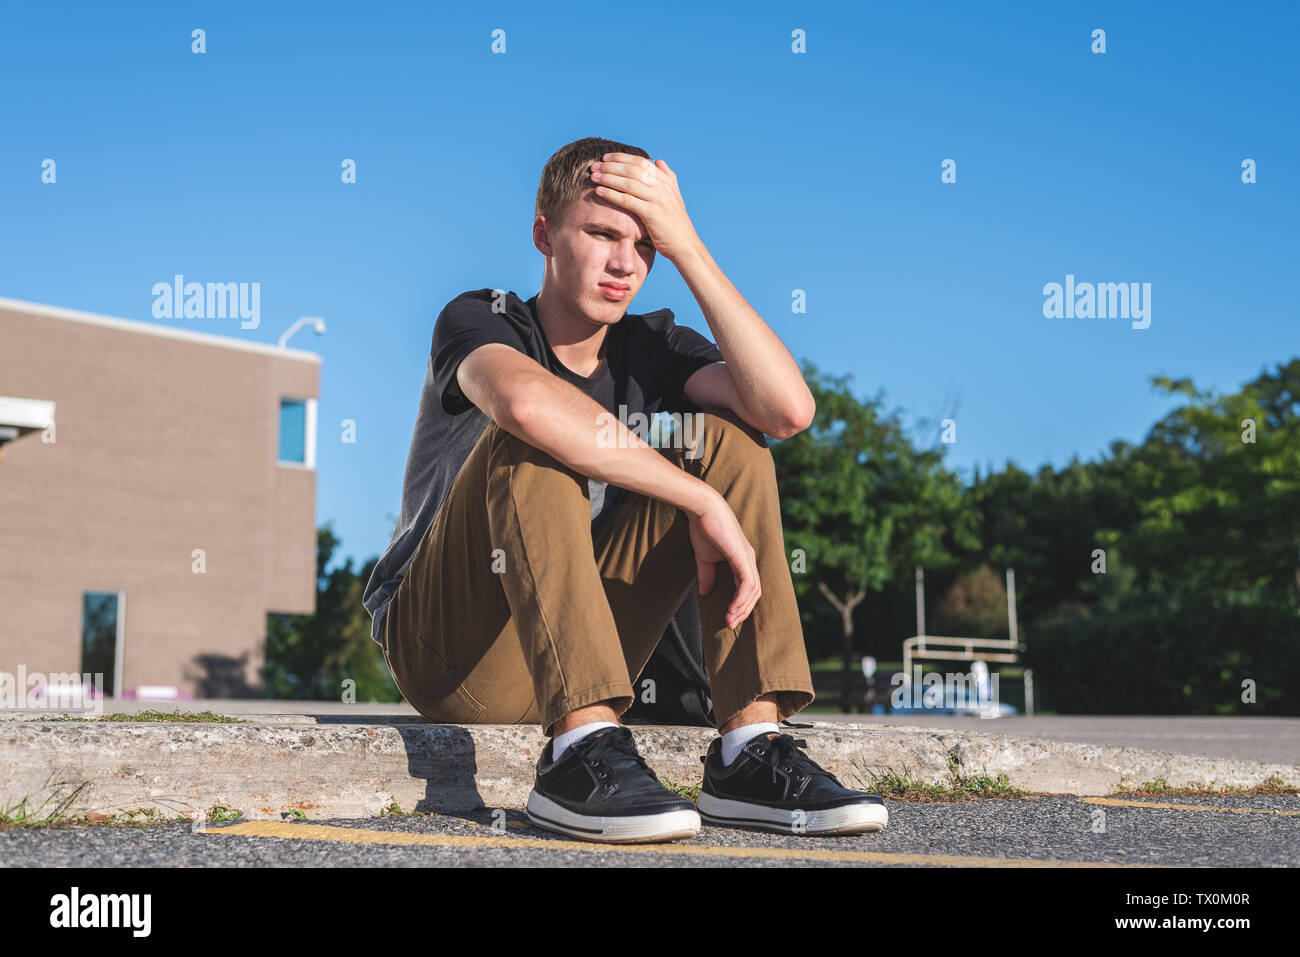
[
  {"x1": 677, "y1": 476, "x2": 721, "y2": 519},
  {"x1": 668, "y1": 234, "x2": 708, "y2": 270}
]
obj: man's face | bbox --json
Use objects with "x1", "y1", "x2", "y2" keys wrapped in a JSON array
[{"x1": 535, "y1": 189, "x2": 655, "y2": 327}]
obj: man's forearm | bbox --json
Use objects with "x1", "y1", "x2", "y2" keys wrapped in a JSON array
[
  {"x1": 501, "y1": 371, "x2": 717, "y2": 517},
  {"x1": 672, "y1": 239, "x2": 815, "y2": 430}
]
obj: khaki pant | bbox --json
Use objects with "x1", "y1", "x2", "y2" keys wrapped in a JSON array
[{"x1": 381, "y1": 407, "x2": 815, "y2": 738}]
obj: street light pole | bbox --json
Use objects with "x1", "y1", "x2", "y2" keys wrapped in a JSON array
[{"x1": 278, "y1": 316, "x2": 326, "y2": 349}]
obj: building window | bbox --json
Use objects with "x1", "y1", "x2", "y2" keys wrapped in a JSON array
[
  {"x1": 82, "y1": 591, "x2": 124, "y2": 697},
  {"x1": 278, "y1": 397, "x2": 317, "y2": 468}
]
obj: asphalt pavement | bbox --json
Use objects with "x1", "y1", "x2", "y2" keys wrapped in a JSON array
[{"x1": 4, "y1": 791, "x2": 1297, "y2": 868}]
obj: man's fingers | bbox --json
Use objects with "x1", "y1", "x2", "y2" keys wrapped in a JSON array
[
  {"x1": 593, "y1": 184, "x2": 649, "y2": 215},
  {"x1": 728, "y1": 558, "x2": 761, "y2": 628},
  {"x1": 591, "y1": 169, "x2": 655, "y2": 201},
  {"x1": 697, "y1": 558, "x2": 715, "y2": 597},
  {"x1": 597, "y1": 154, "x2": 657, "y2": 181}
]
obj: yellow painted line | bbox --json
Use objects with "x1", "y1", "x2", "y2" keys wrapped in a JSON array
[
  {"x1": 206, "y1": 820, "x2": 1141, "y2": 867},
  {"x1": 1084, "y1": 797, "x2": 1300, "y2": 816}
]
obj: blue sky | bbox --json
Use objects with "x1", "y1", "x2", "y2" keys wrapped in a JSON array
[{"x1": 3, "y1": 1, "x2": 1296, "y2": 571}]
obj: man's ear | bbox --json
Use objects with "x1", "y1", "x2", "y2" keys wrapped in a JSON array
[{"x1": 532, "y1": 215, "x2": 553, "y2": 256}]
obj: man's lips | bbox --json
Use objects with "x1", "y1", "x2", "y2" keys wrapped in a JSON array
[
  {"x1": 599, "y1": 283, "x2": 630, "y2": 300},
  {"x1": 599, "y1": 283, "x2": 629, "y2": 291}
]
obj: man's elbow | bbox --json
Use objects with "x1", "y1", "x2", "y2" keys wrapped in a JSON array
[
  {"x1": 500, "y1": 381, "x2": 547, "y2": 437},
  {"x1": 501, "y1": 397, "x2": 526, "y2": 434},
  {"x1": 768, "y1": 393, "x2": 815, "y2": 439}
]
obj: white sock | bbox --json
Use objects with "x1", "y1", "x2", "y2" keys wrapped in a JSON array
[
  {"x1": 552, "y1": 721, "x2": 618, "y2": 761},
  {"x1": 721, "y1": 722, "x2": 780, "y2": 766}
]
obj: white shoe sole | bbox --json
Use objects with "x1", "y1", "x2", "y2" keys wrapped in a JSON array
[
  {"x1": 525, "y1": 790, "x2": 702, "y2": 844},
  {"x1": 696, "y1": 792, "x2": 888, "y2": 835}
]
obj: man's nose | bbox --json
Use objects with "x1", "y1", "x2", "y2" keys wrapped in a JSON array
[{"x1": 609, "y1": 240, "x2": 639, "y2": 272}]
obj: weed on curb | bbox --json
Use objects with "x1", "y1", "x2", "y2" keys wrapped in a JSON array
[
  {"x1": 30, "y1": 709, "x2": 246, "y2": 724},
  {"x1": 1111, "y1": 774, "x2": 1298, "y2": 797},
  {"x1": 660, "y1": 778, "x2": 702, "y2": 802},
  {"x1": 848, "y1": 754, "x2": 1032, "y2": 802}
]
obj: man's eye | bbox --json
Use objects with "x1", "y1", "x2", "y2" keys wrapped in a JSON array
[{"x1": 593, "y1": 231, "x2": 652, "y2": 250}]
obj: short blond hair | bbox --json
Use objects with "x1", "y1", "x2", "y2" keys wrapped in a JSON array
[{"x1": 535, "y1": 136, "x2": 651, "y2": 232}]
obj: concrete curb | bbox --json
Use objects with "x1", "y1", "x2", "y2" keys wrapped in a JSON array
[{"x1": 3, "y1": 718, "x2": 1297, "y2": 821}]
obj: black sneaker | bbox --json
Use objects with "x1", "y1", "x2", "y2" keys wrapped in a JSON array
[
  {"x1": 697, "y1": 732, "x2": 888, "y2": 835},
  {"x1": 526, "y1": 725, "x2": 701, "y2": 843}
]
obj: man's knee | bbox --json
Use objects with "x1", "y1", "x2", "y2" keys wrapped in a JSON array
[
  {"x1": 484, "y1": 421, "x2": 592, "y2": 501},
  {"x1": 681, "y1": 407, "x2": 772, "y2": 465}
]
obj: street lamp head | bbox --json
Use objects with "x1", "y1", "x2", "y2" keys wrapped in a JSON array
[{"x1": 278, "y1": 316, "x2": 328, "y2": 349}]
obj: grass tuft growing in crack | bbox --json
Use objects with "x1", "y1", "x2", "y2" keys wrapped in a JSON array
[
  {"x1": 31, "y1": 709, "x2": 246, "y2": 723},
  {"x1": 660, "y1": 778, "x2": 703, "y2": 802},
  {"x1": 848, "y1": 753, "x2": 1031, "y2": 802},
  {"x1": 1111, "y1": 775, "x2": 1298, "y2": 797}
]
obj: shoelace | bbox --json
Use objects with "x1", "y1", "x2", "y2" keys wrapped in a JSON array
[
  {"x1": 576, "y1": 726, "x2": 654, "y2": 782},
  {"x1": 753, "y1": 733, "x2": 824, "y2": 786}
]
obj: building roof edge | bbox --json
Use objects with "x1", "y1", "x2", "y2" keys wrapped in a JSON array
[{"x1": 0, "y1": 297, "x2": 324, "y2": 364}]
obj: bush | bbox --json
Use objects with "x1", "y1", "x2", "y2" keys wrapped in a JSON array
[{"x1": 1025, "y1": 586, "x2": 1299, "y2": 714}]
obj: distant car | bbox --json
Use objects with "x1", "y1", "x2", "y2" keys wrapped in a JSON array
[
  {"x1": 27, "y1": 680, "x2": 102, "y2": 703},
  {"x1": 122, "y1": 685, "x2": 193, "y2": 701},
  {"x1": 882, "y1": 684, "x2": 1019, "y2": 718}
]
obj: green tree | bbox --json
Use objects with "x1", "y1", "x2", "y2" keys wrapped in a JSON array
[
  {"x1": 263, "y1": 524, "x2": 399, "y2": 702},
  {"x1": 966, "y1": 452, "x2": 1143, "y2": 626},
  {"x1": 1023, "y1": 359, "x2": 1300, "y2": 714},
  {"x1": 1111, "y1": 360, "x2": 1300, "y2": 600},
  {"x1": 772, "y1": 362, "x2": 979, "y2": 704},
  {"x1": 930, "y1": 563, "x2": 1009, "y2": 639}
]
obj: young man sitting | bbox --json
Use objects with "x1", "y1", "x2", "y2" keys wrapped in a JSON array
[{"x1": 362, "y1": 136, "x2": 887, "y2": 843}]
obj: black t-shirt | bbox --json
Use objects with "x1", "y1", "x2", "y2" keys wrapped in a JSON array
[{"x1": 361, "y1": 287, "x2": 723, "y2": 643}]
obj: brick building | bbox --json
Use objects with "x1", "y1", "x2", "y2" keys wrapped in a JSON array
[{"x1": 0, "y1": 298, "x2": 320, "y2": 698}]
